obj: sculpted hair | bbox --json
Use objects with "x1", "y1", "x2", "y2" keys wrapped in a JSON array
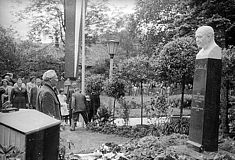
[{"x1": 196, "y1": 26, "x2": 214, "y2": 37}]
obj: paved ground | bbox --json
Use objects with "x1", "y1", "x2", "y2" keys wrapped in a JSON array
[{"x1": 60, "y1": 125, "x2": 130, "y2": 154}]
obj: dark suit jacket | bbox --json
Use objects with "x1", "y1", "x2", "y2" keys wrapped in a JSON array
[
  {"x1": 0, "y1": 88, "x2": 5, "y2": 109},
  {"x1": 71, "y1": 91, "x2": 86, "y2": 113},
  {"x1": 10, "y1": 87, "x2": 28, "y2": 109},
  {"x1": 66, "y1": 89, "x2": 76, "y2": 110},
  {"x1": 37, "y1": 83, "x2": 61, "y2": 120},
  {"x1": 90, "y1": 94, "x2": 100, "y2": 111},
  {"x1": 30, "y1": 86, "x2": 40, "y2": 109}
]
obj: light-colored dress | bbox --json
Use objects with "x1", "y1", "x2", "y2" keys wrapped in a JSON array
[{"x1": 58, "y1": 94, "x2": 69, "y2": 116}]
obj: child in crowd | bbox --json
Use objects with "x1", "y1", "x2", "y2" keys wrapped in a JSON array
[{"x1": 58, "y1": 88, "x2": 69, "y2": 124}]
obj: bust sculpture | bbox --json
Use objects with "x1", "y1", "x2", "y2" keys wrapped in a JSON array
[{"x1": 195, "y1": 26, "x2": 221, "y2": 59}]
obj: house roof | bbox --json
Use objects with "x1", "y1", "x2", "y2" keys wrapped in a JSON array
[{"x1": 0, "y1": 109, "x2": 61, "y2": 135}]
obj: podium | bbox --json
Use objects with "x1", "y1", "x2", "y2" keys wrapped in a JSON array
[{"x1": 0, "y1": 109, "x2": 61, "y2": 160}]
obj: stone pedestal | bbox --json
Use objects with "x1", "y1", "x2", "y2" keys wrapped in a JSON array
[{"x1": 188, "y1": 58, "x2": 221, "y2": 152}]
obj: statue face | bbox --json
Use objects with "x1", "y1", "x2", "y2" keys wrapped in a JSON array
[
  {"x1": 195, "y1": 26, "x2": 215, "y2": 49},
  {"x1": 195, "y1": 30, "x2": 211, "y2": 49}
]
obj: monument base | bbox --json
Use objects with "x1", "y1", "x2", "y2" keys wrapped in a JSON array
[
  {"x1": 187, "y1": 140, "x2": 203, "y2": 153},
  {"x1": 189, "y1": 58, "x2": 221, "y2": 152}
]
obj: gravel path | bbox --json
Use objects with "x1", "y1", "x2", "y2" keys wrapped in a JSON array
[{"x1": 60, "y1": 126, "x2": 130, "y2": 154}]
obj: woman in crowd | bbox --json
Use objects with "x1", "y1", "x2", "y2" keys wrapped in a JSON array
[
  {"x1": 10, "y1": 78, "x2": 29, "y2": 109},
  {"x1": 0, "y1": 79, "x2": 11, "y2": 103}
]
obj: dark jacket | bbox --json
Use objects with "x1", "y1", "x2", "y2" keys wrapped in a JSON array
[
  {"x1": 10, "y1": 87, "x2": 28, "y2": 109},
  {"x1": 37, "y1": 83, "x2": 61, "y2": 120},
  {"x1": 71, "y1": 91, "x2": 86, "y2": 113},
  {"x1": 0, "y1": 88, "x2": 6, "y2": 110},
  {"x1": 90, "y1": 94, "x2": 100, "y2": 111},
  {"x1": 30, "y1": 86, "x2": 40, "y2": 109},
  {"x1": 66, "y1": 89, "x2": 76, "y2": 110}
]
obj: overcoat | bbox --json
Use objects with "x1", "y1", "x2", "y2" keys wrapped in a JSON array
[
  {"x1": 37, "y1": 83, "x2": 61, "y2": 120},
  {"x1": 10, "y1": 87, "x2": 28, "y2": 109},
  {"x1": 71, "y1": 91, "x2": 86, "y2": 113},
  {"x1": 30, "y1": 86, "x2": 40, "y2": 109}
]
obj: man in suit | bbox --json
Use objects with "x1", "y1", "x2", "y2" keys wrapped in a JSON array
[
  {"x1": 37, "y1": 70, "x2": 61, "y2": 120},
  {"x1": 70, "y1": 88, "x2": 89, "y2": 131},
  {"x1": 30, "y1": 78, "x2": 41, "y2": 109}
]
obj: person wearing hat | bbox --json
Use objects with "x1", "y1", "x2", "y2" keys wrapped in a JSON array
[{"x1": 37, "y1": 70, "x2": 61, "y2": 120}]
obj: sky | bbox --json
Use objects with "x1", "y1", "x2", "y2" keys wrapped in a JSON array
[{"x1": 0, "y1": 0, "x2": 136, "y2": 39}]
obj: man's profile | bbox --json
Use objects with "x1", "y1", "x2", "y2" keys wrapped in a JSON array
[{"x1": 195, "y1": 26, "x2": 221, "y2": 59}]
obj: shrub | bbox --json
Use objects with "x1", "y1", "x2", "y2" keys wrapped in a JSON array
[
  {"x1": 87, "y1": 116, "x2": 190, "y2": 139},
  {"x1": 161, "y1": 117, "x2": 190, "y2": 135},
  {"x1": 168, "y1": 94, "x2": 192, "y2": 109},
  {"x1": 117, "y1": 97, "x2": 131, "y2": 125},
  {"x1": 93, "y1": 105, "x2": 113, "y2": 125}
]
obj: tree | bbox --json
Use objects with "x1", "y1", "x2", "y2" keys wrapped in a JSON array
[
  {"x1": 85, "y1": 74, "x2": 105, "y2": 95},
  {"x1": 116, "y1": 55, "x2": 156, "y2": 125},
  {"x1": 15, "y1": 0, "x2": 65, "y2": 43},
  {"x1": 221, "y1": 46, "x2": 235, "y2": 136},
  {"x1": 13, "y1": 40, "x2": 64, "y2": 78},
  {"x1": 103, "y1": 77, "x2": 126, "y2": 122},
  {"x1": 15, "y1": 0, "x2": 129, "y2": 44},
  {"x1": 127, "y1": 0, "x2": 184, "y2": 57},
  {"x1": 185, "y1": 0, "x2": 235, "y2": 136},
  {"x1": 156, "y1": 36, "x2": 198, "y2": 119},
  {"x1": 181, "y1": 0, "x2": 235, "y2": 48},
  {"x1": 0, "y1": 26, "x2": 20, "y2": 76},
  {"x1": 89, "y1": 59, "x2": 110, "y2": 77}
]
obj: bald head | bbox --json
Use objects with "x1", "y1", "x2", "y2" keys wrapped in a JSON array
[
  {"x1": 196, "y1": 26, "x2": 214, "y2": 36},
  {"x1": 195, "y1": 26, "x2": 215, "y2": 49}
]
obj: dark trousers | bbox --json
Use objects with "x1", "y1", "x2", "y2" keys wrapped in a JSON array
[
  {"x1": 69, "y1": 109, "x2": 72, "y2": 126},
  {"x1": 71, "y1": 111, "x2": 89, "y2": 127},
  {"x1": 87, "y1": 109, "x2": 93, "y2": 122}
]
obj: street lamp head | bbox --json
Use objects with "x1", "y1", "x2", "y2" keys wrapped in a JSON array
[{"x1": 106, "y1": 39, "x2": 119, "y2": 57}]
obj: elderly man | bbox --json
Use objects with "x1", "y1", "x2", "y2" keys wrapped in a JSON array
[
  {"x1": 195, "y1": 26, "x2": 221, "y2": 59},
  {"x1": 37, "y1": 70, "x2": 61, "y2": 120}
]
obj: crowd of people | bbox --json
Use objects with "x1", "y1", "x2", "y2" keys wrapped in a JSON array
[{"x1": 0, "y1": 70, "x2": 100, "y2": 131}]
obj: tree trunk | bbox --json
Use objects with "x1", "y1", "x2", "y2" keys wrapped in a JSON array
[
  {"x1": 113, "y1": 98, "x2": 116, "y2": 124},
  {"x1": 180, "y1": 75, "x2": 185, "y2": 119},
  {"x1": 220, "y1": 78, "x2": 229, "y2": 136},
  {"x1": 140, "y1": 82, "x2": 144, "y2": 125}
]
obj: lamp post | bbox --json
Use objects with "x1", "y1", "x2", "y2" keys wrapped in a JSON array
[{"x1": 106, "y1": 39, "x2": 119, "y2": 80}]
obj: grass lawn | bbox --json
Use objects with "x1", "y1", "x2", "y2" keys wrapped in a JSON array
[{"x1": 100, "y1": 95, "x2": 191, "y2": 118}]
